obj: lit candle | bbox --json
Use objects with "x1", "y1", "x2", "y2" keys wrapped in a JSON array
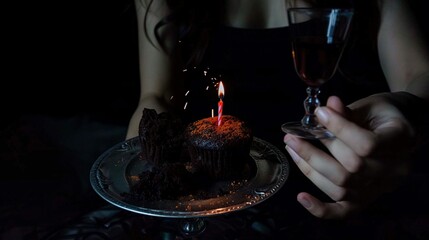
[{"x1": 217, "y1": 81, "x2": 225, "y2": 126}]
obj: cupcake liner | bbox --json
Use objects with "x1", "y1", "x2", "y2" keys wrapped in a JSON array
[{"x1": 187, "y1": 145, "x2": 251, "y2": 180}]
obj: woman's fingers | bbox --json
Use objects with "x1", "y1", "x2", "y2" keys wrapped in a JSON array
[
  {"x1": 316, "y1": 106, "x2": 377, "y2": 157},
  {"x1": 297, "y1": 192, "x2": 358, "y2": 219},
  {"x1": 317, "y1": 97, "x2": 379, "y2": 174},
  {"x1": 285, "y1": 142, "x2": 352, "y2": 202},
  {"x1": 326, "y1": 95, "x2": 348, "y2": 116},
  {"x1": 284, "y1": 135, "x2": 352, "y2": 187},
  {"x1": 284, "y1": 132, "x2": 371, "y2": 218}
]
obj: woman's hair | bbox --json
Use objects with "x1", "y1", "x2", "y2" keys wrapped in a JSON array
[
  {"x1": 141, "y1": 0, "x2": 379, "y2": 68},
  {"x1": 140, "y1": 0, "x2": 221, "y2": 67}
]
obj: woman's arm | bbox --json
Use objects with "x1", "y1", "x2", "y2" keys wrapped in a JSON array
[
  {"x1": 378, "y1": 0, "x2": 429, "y2": 101},
  {"x1": 126, "y1": 0, "x2": 181, "y2": 139},
  {"x1": 377, "y1": 0, "x2": 429, "y2": 139}
]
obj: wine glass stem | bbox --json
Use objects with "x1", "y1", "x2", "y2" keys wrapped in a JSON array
[{"x1": 301, "y1": 86, "x2": 321, "y2": 129}]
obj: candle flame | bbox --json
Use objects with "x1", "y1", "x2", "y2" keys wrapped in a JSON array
[{"x1": 218, "y1": 81, "x2": 225, "y2": 99}]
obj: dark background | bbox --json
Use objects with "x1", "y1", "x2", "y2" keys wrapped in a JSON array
[
  {"x1": 2, "y1": 1, "x2": 141, "y2": 238},
  {"x1": 4, "y1": 1, "x2": 139, "y2": 124}
]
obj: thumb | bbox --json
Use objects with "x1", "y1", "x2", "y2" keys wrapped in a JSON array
[{"x1": 326, "y1": 96, "x2": 348, "y2": 117}]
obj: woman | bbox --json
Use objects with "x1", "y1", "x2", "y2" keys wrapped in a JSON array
[{"x1": 126, "y1": 0, "x2": 429, "y2": 220}]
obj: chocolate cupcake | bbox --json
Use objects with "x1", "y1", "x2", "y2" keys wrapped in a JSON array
[{"x1": 184, "y1": 115, "x2": 253, "y2": 180}]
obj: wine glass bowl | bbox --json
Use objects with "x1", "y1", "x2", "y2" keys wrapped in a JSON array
[{"x1": 282, "y1": 7, "x2": 354, "y2": 139}]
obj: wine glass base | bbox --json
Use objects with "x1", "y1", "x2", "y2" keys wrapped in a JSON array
[{"x1": 281, "y1": 122, "x2": 335, "y2": 140}]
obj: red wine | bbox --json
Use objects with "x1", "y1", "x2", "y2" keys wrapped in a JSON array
[{"x1": 292, "y1": 36, "x2": 345, "y2": 87}]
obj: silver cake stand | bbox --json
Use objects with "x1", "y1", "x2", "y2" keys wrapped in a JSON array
[{"x1": 90, "y1": 137, "x2": 289, "y2": 237}]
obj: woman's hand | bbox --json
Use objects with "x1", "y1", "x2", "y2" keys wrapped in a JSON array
[{"x1": 283, "y1": 94, "x2": 415, "y2": 219}]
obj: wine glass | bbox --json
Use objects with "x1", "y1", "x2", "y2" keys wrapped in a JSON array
[{"x1": 281, "y1": 7, "x2": 354, "y2": 139}]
